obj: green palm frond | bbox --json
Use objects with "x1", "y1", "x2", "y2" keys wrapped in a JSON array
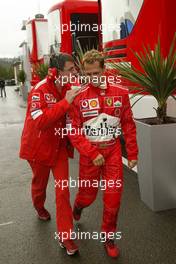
[
  {"x1": 131, "y1": 94, "x2": 146, "y2": 108},
  {"x1": 111, "y1": 33, "x2": 176, "y2": 123},
  {"x1": 36, "y1": 63, "x2": 49, "y2": 80}
]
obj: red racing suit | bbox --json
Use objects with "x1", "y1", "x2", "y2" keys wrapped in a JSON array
[
  {"x1": 19, "y1": 73, "x2": 74, "y2": 240},
  {"x1": 68, "y1": 82, "x2": 138, "y2": 237}
]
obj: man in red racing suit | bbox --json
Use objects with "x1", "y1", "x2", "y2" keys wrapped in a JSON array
[
  {"x1": 68, "y1": 50, "x2": 138, "y2": 258},
  {"x1": 19, "y1": 53, "x2": 80, "y2": 255}
]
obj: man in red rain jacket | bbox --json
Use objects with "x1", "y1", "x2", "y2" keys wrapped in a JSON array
[
  {"x1": 19, "y1": 53, "x2": 80, "y2": 255},
  {"x1": 68, "y1": 50, "x2": 138, "y2": 258}
]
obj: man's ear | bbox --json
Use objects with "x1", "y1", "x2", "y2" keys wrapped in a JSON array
[{"x1": 48, "y1": 68, "x2": 58, "y2": 80}]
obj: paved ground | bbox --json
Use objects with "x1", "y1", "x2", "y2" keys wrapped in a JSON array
[{"x1": 0, "y1": 87, "x2": 176, "y2": 264}]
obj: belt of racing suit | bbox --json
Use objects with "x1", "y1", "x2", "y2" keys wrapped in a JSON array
[{"x1": 91, "y1": 139, "x2": 117, "y2": 149}]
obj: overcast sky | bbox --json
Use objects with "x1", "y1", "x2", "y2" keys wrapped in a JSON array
[{"x1": 0, "y1": 0, "x2": 59, "y2": 58}]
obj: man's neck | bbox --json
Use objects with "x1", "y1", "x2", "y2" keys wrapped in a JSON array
[{"x1": 99, "y1": 82, "x2": 107, "y2": 90}]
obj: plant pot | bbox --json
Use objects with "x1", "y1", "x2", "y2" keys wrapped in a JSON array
[{"x1": 136, "y1": 118, "x2": 176, "y2": 211}]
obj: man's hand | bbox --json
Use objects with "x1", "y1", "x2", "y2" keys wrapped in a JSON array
[
  {"x1": 128, "y1": 160, "x2": 137, "y2": 169},
  {"x1": 93, "y1": 154, "x2": 105, "y2": 166},
  {"x1": 65, "y1": 88, "x2": 80, "y2": 104}
]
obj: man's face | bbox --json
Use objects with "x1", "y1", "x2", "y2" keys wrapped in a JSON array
[
  {"x1": 59, "y1": 61, "x2": 77, "y2": 85},
  {"x1": 84, "y1": 61, "x2": 104, "y2": 87}
]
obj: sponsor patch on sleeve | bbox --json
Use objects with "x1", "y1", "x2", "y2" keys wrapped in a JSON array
[
  {"x1": 44, "y1": 93, "x2": 57, "y2": 103},
  {"x1": 31, "y1": 109, "x2": 43, "y2": 120},
  {"x1": 32, "y1": 93, "x2": 40, "y2": 102},
  {"x1": 30, "y1": 102, "x2": 41, "y2": 111}
]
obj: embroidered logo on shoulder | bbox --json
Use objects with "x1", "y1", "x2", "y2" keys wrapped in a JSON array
[
  {"x1": 114, "y1": 96, "x2": 122, "y2": 107},
  {"x1": 30, "y1": 102, "x2": 41, "y2": 111},
  {"x1": 82, "y1": 110, "x2": 99, "y2": 118},
  {"x1": 32, "y1": 93, "x2": 40, "y2": 101},
  {"x1": 44, "y1": 93, "x2": 57, "y2": 103},
  {"x1": 31, "y1": 109, "x2": 43, "y2": 120}
]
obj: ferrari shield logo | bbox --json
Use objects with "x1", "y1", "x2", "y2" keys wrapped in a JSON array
[{"x1": 104, "y1": 97, "x2": 113, "y2": 107}]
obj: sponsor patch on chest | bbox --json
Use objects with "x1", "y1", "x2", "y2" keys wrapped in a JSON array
[
  {"x1": 80, "y1": 98, "x2": 100, "y2": 111},
  {"x1": 114, "y1": 108, "x2": 120, "y2": 117},
  {"x1": 82, "y1": 110, "x2": 99, "y2": 118},
  {"x1": 104, "y1": 96, "x2": 122, "y2": 108},
  {"x1": 104, "y1": 97, "x2": 113, "y2": 107},
  {"x1": 83, "y1": 113, "x2": 121, "y2": 142},
  {"x1": 114, "y1": 96, "x2": 122, "y2": 107}
]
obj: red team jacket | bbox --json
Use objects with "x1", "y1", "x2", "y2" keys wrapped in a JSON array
[
  {"x1": 19, "y1": 77, "x2": 70, "y2": 166},
  {"x1": 68, "y1": 82, "x2": 138, "y2": 161}
]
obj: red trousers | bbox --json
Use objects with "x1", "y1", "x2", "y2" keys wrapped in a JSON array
[
  {"x1": 28, "y1": 143, "x2": 73, "y2": 240},
  {"x1": 75, "y1": 141, "x2": 123, "y2": 236}
]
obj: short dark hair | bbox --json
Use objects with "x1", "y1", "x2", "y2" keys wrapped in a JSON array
[
  {"x1": 49, "y1": 53, "x2": 74, "y2": 71},
  {"x1": 82, "y1": 49, "x2": 105, "y2": 69}
]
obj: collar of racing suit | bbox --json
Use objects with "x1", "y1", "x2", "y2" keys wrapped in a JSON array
[{"x1": 88, "y1": 82, "x2": 110, "y2": 96}]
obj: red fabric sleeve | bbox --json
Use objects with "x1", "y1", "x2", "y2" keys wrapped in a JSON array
[
  {"x1": 29, "y1": 90, "x2": 70, "y2": 131},
  {"x1": 120, "y1": 92, "x2": 138, "y2": 160}
]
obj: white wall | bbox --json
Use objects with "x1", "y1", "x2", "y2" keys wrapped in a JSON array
[
  {"x1": 101, "y1": 0, "x2": 144, "y2": 42},
  {"x1": 36, "y1": 21, "x2": 49, "y2": 59},
  {"x1": 130, "y1": 95, "x2": 176, "y2": 119},
  {"x1": 48, "y1": 9, "x2": 61, "y2": 53},
  {"x1": 167, "y1": 97, "x2": 176, "y2": 118}
]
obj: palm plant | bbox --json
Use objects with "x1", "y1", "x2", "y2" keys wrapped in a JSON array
[
  {"x1": 35, "y1": 63, "x2": 49, "y2": 80},
  {"x1": 74, "y1": 40, "x2": 99, "y2": 77},
  {"x1": 111, "y1": 34, "x2": 176, "y2": 124},
  {"x1": 74, "y1": 39, "x2": 93, "y2": 76}
]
